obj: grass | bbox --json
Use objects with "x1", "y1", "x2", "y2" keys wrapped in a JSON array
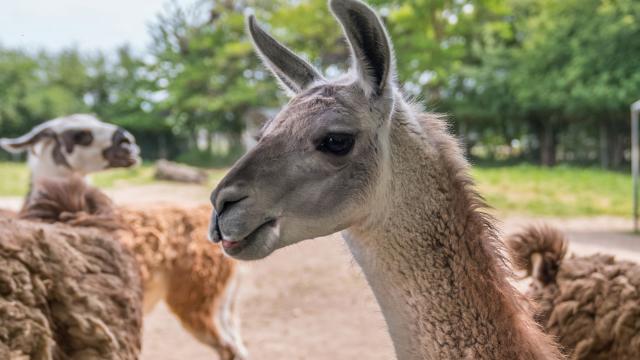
[
  {"x1": 92, "y1": 166, "x2": 155, "y2": 188},
  {"x1": 0, "y1": 162, "x2": 30, "y2": 197},
  {"x1": 473, "y1": 164, "x2": 631, "y2": 217},
  {"x1": 0, "y1": 162, "x2": 228, "y2": 198},
  {"x1": 0, "y1": 161, "x2": 633, "y2": 218}
]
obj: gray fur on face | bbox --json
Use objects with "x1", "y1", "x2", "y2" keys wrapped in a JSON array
[{"x1": 210, "y1": 0, "x2": 396, "y2": 260}]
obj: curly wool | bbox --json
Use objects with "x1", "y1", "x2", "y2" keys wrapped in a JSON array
[
  {"x1": 0, "y1": 177, "x2": 142, "y2": 360},
  {"x1": 0, "y1": 218, "x2": 142, "y2": 359},
  {"x1": 507, "y1": 225, "x2": 640, "y2": 359},
  {"x1": 17, "y1": 177, "x2": 244, "y2": 359}
]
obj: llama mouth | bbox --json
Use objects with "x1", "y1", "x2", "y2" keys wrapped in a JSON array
[
  {"x1": 221, "y1": 219, "x2": 278, "y2": 256},
  {"x1": 108, "y1": 155, "x2": 139, "y2": 168},
  {"x1": 103, "y1": 136, "x2": 141, "y2": 168}
]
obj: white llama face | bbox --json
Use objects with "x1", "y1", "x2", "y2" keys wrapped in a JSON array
[{"x1": 0, "y1": 114, "x2": 140, "y2": 175}]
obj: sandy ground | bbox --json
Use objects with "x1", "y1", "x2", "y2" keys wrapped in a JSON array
[{"x1": 2, "y1": 183, "x2": 639, "y2": 360}]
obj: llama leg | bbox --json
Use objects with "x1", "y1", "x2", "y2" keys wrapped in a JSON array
[
  {"x1": 165, "y1": 296, "x2": 237, "y2": 360},
  {"x1": 165, "y1": 268, "x2": 242, "y2": 360},
  {"x1": 216, "y1": 271, "x2": 248, "y2": 359},
  {"x1": 143, "y1": 270, "x2": 168, "y2": 314}
]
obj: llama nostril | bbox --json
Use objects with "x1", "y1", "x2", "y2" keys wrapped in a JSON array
[{"x1": 218, "y1": 196, "x2": 248, "y2": 216}]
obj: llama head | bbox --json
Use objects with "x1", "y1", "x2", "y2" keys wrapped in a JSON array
[
  {"x1": 0, "y1": 114, "x2": 140, "y2": 178},
  {"x1": 210, "y1": 0, "x2": 398, "y2": 260}
]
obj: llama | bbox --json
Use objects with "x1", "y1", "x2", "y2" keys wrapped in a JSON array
[
  {"x1": 0, "y1": 177, "x2": 142, "y2": 359},
  {"x1": 7, "y1": 117, "x2": 247, "y2": 359},
  {"x1": 116, "y1": 204, "x2": 247, "y2": 360},
  {"x1": 19, "y1": 184, "x2": 247, "y2": 360},
  {"x1": 208, "y1": 0, "x2": 564, "y2": 358},
  {"x1": 507, "y1": 225, "x2": 640, "y2": 359},
  {"x1": 0, "y1": 113, "x2": 140, "y2": 201}
]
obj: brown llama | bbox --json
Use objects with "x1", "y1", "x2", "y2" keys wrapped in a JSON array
[
  {"x1": 1, "y1": 177, "x2": 142, "y2": 359},
  {"x1": 507, "y1": 224, "x2": 640, "y2": 359}
]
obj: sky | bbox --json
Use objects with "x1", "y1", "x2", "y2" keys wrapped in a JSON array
[{"x1": 0, "y1": 0, "x2": 194, "y2": 53}]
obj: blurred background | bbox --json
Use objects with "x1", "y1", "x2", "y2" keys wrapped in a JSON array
[
  {"x1": 1, "y1": 0, "x2": 639, "y2": 218},
  {"x1": 1, "y1": 1, "x2": 639, "y2": 358}
]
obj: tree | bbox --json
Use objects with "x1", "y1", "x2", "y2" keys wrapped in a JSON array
[
  {"x1": 506, "y1": 0, "x2": 640, "y2": 166},
  {"x1": 0, "y1": 47, "x2": 88, "y2": 139},
  {"x1": 148, "y1": 0, "x2": 277, "y2": 153}
]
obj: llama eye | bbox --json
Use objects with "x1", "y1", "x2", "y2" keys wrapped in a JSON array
[
  {"x1": 73, "y1": 131, "x2": 93, "y2": 146},
  {"x1": 317, "y1": 133, "x2": 355, "y2": 156}
]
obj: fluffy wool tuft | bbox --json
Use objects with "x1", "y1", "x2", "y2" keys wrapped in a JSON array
[{"x1": 507, "y1": 224, "x2": 640, "y2": 359}]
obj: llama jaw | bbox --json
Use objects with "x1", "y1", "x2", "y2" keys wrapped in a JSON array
[
  {"x1": 102, "y1": 128, "x2": 141, "y2": 169},
  {"x1": 214, "y1": 218, "x2": 280, "y2": 260}
]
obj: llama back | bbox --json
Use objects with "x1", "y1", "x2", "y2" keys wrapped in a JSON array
[
  {"x1": 507, "y1": 224, "x2": 640, "y2": 359},
  {"x1": 116, "y1": 204, "x2": 214, "y2": 282},
  {"x1": 1, "y1": 177, "x2": 142, "y2": 359}
]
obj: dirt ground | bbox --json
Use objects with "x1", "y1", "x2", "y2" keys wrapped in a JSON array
[{"x1": 2, "y1": 183, "x2": 639, "y2": 360}]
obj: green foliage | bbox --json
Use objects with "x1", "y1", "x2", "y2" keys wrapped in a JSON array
[
  {"x1": 149, "y1": 0, "x2": 278, "y2": 138},
  {"x1": 0, "y1": 0, "x2": 638, "y2": 168},
  {"x1": 270, "y1": 0, "x2": 347, "y2": 70},
  {"x1": 175, "y1": 146, "x2": 245, "y2": 168},
  {"x1": 0, "y1": 48, "x2": 89, "y2": 137},
  {"x1": 507, "y1": 0, "x2": 640, "y2": 118}
]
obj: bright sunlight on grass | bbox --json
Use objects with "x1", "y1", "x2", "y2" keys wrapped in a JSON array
[
  {"x1": 0, "y1": 162, "x2": 228, "y2": 198},
  {"x1": 0, "y1": 162, "x2": 632, "y2": 217},
  {"x1": 0, "y1": 162, "x2": 30, "y2": 197},
  {"x1": 473, "y1": 164, "x2": 631, "y2": 217},
  {"x1": 0, "y1": 162, "x2": 157, "y2": 197},
  {"x1": 92, "y1": 166, "x2": 155, "y2": 188}
]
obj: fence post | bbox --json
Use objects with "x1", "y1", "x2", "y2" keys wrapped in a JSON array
[{"x1": 632, "y1": 100, "x2": 640, "y2": 232}]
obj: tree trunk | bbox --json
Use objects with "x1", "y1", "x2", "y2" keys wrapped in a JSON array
[
  {"x1": 205, "y1": 130, "x2": 213, "y2": 152},
  {"x1": 158, "y1": 134, "x2": 168, "y2": 159},
  {"x1": 540, "y1": 121, "x2": 557, "y2": 167},
  {"x1": 611, "y1": 131, "x2": 627, "y2": 169},
  {"x1": 599, "y1": 121, "x2": 609, "y2": 169},
  {"x1": 189, "y1": 128, "x2": 198, "y2": 150}
]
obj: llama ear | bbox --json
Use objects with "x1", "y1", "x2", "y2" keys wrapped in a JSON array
[
  {"x1": 0, "y1": 126, "x2": 56, "y2": 154},
  {"x1": 330, "y1": 0, "x2": 395, "y2": 96},
  {"x1": 247, "y1": 15, "x2": 323, "y2": 95}
]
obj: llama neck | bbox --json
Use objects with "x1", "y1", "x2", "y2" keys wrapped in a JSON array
[
  {"x1": 30, "y1": 156, "x2": 74, "y2": 182},
  {"x1": 27, "y1": 146, "x2": 85, "y2": 202},
  {"x1": 343, "y1": 105, "x2": 561, "y2": 360}
]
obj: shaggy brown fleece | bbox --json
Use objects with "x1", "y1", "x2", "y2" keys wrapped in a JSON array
[
  {"x1": 0, "y1": 178, "x2": 142, "y2": 360},
  {"x1": 0, "y1": 209, "x2": 16, "y2": 218},
  {"x1": 18, "y1": 178, "x2": 244, "y2": 359},
  {"x1": 507, "y1": 225, "x2": 640, "y2": 359}
]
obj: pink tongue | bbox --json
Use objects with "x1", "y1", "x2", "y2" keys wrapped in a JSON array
[{"x1": 222, "y1": 240, "x2": 241, "y2": 250}]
